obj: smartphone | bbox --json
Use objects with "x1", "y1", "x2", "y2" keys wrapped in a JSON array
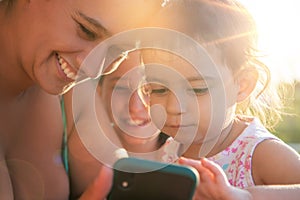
[{"x1": 107, "y1": 157, "x2": 199, "y2": 200}]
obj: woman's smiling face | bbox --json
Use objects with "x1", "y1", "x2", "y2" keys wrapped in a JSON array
[{"x1": 7, "y1": 0, "x2": 162, "y2": 94}]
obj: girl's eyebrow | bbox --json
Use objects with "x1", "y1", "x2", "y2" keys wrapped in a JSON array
[
  {"x1": 187, "y1": 76, "x2": 214, "y2": 82},
  {"x1": 76, "y1": 11, "x2": 112, "y2": 36}
]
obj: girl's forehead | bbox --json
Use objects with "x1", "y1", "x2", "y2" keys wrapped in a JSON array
[{"x1": 142, "y1": 49, "x2": 226, "y2": 81}]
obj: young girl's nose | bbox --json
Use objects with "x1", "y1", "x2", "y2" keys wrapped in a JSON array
[{"x1": 166, "y1": 92, "x2": 187, "y2": 115}]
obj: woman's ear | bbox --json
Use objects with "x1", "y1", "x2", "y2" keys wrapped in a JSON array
[{"x1": 236, "y1": 67, "x2": 258, "y2": 102}]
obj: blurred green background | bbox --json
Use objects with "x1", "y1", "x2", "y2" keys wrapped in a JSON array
[{"x1": 274, "y1": 82, "x2": 300, "y2": 153}]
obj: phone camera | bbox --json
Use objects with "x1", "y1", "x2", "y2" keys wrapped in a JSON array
[{"x1": 121, "y1": 181, "x2": 129, "y2": 188}]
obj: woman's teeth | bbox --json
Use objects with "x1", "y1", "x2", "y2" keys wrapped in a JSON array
[{"x1": 57, "y1": 54, "x2": 77, "y2": 80}]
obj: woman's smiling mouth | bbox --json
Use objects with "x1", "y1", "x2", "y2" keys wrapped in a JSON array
[{"x1": 56, "y1": 53, "x2": 77, "y2": 81}]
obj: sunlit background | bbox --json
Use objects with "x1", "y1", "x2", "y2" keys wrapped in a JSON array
[
  {"x1": 241, "y1": 0, "x2": 300, "y2": 81},
  {"x1": 240, "y1": 0, "x2": 300, "y2": 151}
]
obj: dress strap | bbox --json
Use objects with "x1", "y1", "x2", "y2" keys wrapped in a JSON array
[{"x1": 60, "y1": 97, "x2": 69, "y2": 173}]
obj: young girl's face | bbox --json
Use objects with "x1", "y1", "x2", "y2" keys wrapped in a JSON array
[{"x1": 144, "y1": 49, "x2": 240, "y2": 146}]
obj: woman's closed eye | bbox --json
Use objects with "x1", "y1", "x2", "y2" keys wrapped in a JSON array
[{"x1": 77, "y1": 22, "x2": 97, "y2": 40}]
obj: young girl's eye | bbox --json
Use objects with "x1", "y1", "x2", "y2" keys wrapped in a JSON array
[
  {"x1": 78, "y1": 23, "x2": 97, "y2": 40},
  {"x1": 188, "y1": 87, "x2": 209, "y2": 95}
]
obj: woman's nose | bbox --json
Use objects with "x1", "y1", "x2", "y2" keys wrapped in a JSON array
[{"x1": 129, "y1": 90, "x2": 150, "y2": 120}]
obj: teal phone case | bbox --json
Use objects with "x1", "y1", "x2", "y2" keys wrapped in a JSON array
[{"x1": 108, "y1": 157, "x2": 199, "y2": 200}]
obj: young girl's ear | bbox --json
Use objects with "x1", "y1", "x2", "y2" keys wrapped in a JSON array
[{"x1": 236, "y1": 67, "x2": 258, "y2": 102}]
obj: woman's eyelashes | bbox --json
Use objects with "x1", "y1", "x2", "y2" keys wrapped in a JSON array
[
  {"x1": 72, "y1": 16, "x2": 99, "y2": 40},
  {"x1": 77, "y1": 22, "x2": 98, "y2": 40}
]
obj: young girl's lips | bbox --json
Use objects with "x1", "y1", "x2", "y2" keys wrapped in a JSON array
[
  {"x1": 165, "y1": 125, "x2": 180, "y2": 129},
  {"x1": 55, "y1": 53, "x2": 77, "y2": 82},
  {"x1": 165, "y1": 124, "x2": 195, "y2": 129}
]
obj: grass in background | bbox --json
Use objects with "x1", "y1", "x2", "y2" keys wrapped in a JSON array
[{"x1": 274, "y1": 82, "x2": 300, "y2": 152}]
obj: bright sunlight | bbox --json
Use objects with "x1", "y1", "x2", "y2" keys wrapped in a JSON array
[{"x1": 240, "y1": 0, "x2": 300, "y2": 82}]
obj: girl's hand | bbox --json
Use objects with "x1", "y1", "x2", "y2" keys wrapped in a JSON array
[
  {"x1": 178, "y1": 157, "x2": 252, "y2": 200},
  {"x1": 79, "y1": 165, "x2": 113, "y2": 200}
]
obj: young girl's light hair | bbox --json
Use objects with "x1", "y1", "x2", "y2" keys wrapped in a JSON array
[{"x1": 162, "y1": 0, "x2": 294, "y2": 130}]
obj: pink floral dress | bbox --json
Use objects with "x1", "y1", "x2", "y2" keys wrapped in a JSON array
[
  {"x1": 159, "y1": 118, "x2": 282, "y2": 188},
  {"x1": 208, "y1": 118, "x2": 280, "y2": 188}
]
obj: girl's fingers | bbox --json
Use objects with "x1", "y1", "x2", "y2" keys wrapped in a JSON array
[
  {"x1": 200, "y1": 158, "x2": 231, "y2": 187},
  {"x1": 200, "y1": 158, "x2": 227, "y2": 180},
  {"x1": 200, "y1": 158, "x2": 222, "y2": 174},
  {"x1": 179, "y1": 157, "x2": 228, "y2": 183},
  {"x1": 178, "y1": 157, "x2": 201, "y2": 168},
  {"x1": 179, "y1": 157, "x2": 214, "y2": 181}
]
